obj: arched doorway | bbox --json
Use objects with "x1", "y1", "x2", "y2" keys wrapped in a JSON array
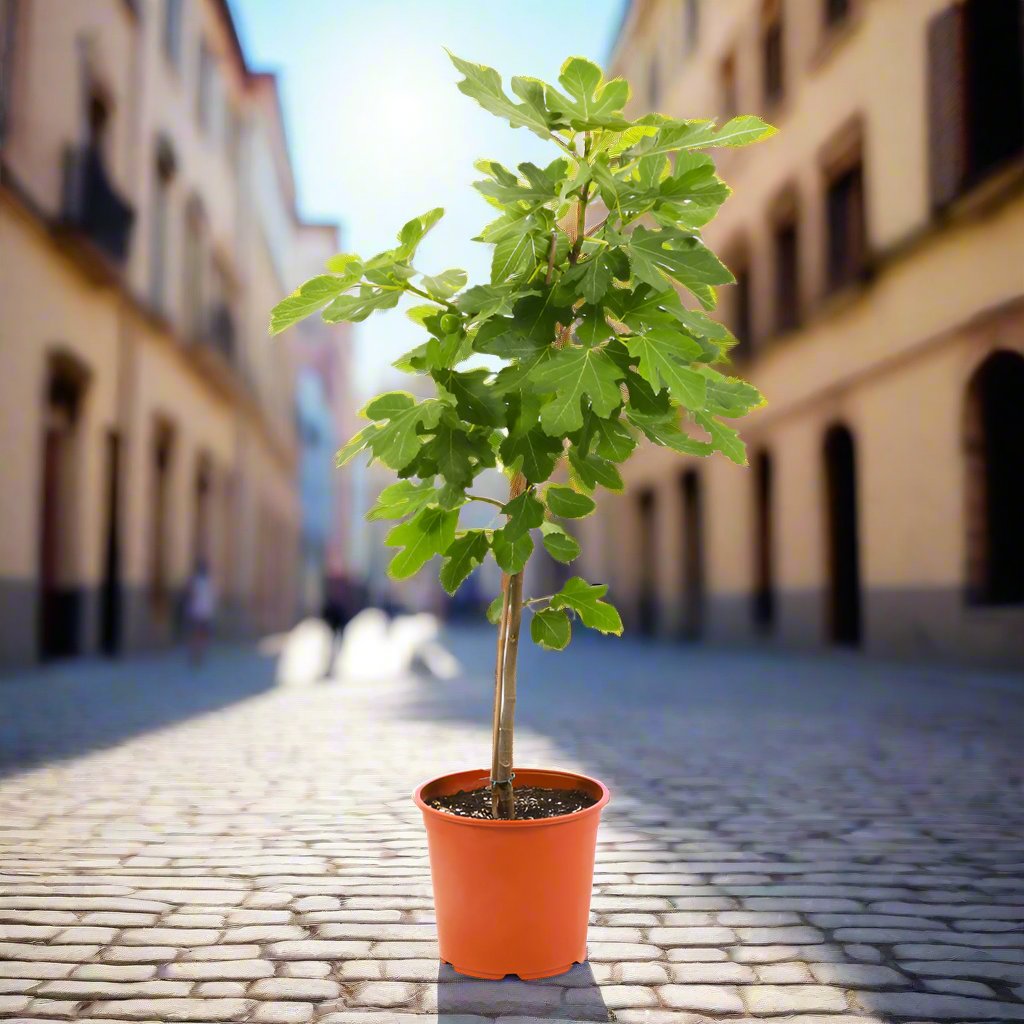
[
  {"x1": 965, "y1": 351, "x2": 1024, "y2": 604},
  {"x1": 752, "y1": 449, "x2": 775, "y2": 631},
  {"x1": 636, "y1": 488, "x2": 657, "y2": 635},
  {"x1": 38, "y1": 353, "x2": 89, "y2": 659},
  {"x1": 823, "y1": 424, "x2": 861, "y2": 646},
  {"x1": 681, "y1": 469, "x2": 705, "y2": 640}
]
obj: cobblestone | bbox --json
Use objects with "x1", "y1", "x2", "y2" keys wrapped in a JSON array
[{"x1": 1, "y1": 632, "x2": 1022, "y2": 1021}]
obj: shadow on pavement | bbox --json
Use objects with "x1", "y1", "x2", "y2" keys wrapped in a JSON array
[
  {"x1": 400, "y1": 625, "x2": 1024, "y2": 1024},
  {"x1": 434, "y1": 961, "x2": 612, "y2": 1021},
  {"x1": 0, "y1": 646, "x2": 278, "y2": 778}
]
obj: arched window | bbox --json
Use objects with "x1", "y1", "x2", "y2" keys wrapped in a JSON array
[
  {"x1": 823, "y1": 423, "x2": 861, "y2": 645},
  {"x1": 752, "y1": 449, "x2": 775, "y2": 631},
  {"x1": 964, "y1": 351, "x2": 1024, "y2": 604}
]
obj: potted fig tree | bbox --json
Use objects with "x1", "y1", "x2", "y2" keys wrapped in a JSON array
[{"x1": 272, "y1": 52, "x2": 773, "y2": 980}]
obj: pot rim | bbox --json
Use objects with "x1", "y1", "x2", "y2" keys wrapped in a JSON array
[{"x1": 413, "y1": 766, "x2": 609, "y2": 829}]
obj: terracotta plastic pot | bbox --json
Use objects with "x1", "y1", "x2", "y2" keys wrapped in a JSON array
[{"x1": 414, "y1": 766, "x2": 609, "y2": 980}]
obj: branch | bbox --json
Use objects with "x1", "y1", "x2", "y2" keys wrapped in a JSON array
[
  {"x1": 403, "y1": 282, "x2": 458, "y2": 313},
  {"x1": 466, "y1": 494, "x2": 504, "y2": 509}
]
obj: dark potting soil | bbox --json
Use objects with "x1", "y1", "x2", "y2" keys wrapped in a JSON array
[{"x1": 426, "y1": 785, "x2": 597, "y2": 820}]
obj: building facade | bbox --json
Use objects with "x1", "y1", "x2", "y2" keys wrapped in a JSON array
[
  {"x1": 579, "y1": 0, "x2": 1024, "y2": 667},
  {"x1": 0, "y1": 0, "x2": 342, "y2": 665}
]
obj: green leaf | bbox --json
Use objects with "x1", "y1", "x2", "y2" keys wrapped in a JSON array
[
  {"x1": 590, "y1": 415, "x2": 637, "y2": 462},
  {"x1": 626, "y1": 328, "x2": 707, "y2": 410},
  {"x1": 492, "y1": 525, "x2": 534, "y2": 573},
  {"x1": 569, "y1": 450, "x2": 623, "y2": 493},
  {"x1": 564, "y1": 247, "x2": 627, "y2": 305},
  {"x1": 270, "y1": 275, "x2": 352, "y2": 334},
  {"x1": 385, "y1": 507, "x2": 458, "y2": 580},
  {"x1": 698, "y1": 368, "x2": 765, "y2": 417},
  {"x1": 531, "y1": 608, "x2": 571, "y2": 650},
  {"x1": 540, "y1": 521, "x2": 581, "y2": 563},
  {"x1": 631, "y1": 116, "x2": 775, "y2": 160},
  {"x1": 397, "y1": 207, "x2": 444, "y2": 257},
  {"x1": 422, "y1": 415, "x2": 494, "y2": 488},
  {"x1": 696, "y1": 411, "x2": 747, "y2": 465},
  {"x1": 626, "y1": 226, "x2": 734, "y2": 310},
  {"x1": 457, "y1": 283, "x2": 524, "y2": 321},
  {"x1": 335, "y1": 426, "x2": 375, "y2": 468},
  {"x1": 363, "y1": 393, "x2": 443, "y2": 471},
  {"x1": 532, "y1": 346, "x2": 625, "y2": 435},
  {"x1": 546, "y1": 56, "x2": 631, "y2": 130},
  {"x1": 546, "y1": 484, "x2": 596, "y2": 519},
  {"x1": 502, "y1": 490, "x2": 545, "y2": 538},
  {"x1": 486, "y1": 594, "x2": 505, "y2": 624},
  {"x1": 420, "y1": 268, "x2": 467, "y2": 300},
  {"x1": 433, "y1": 368, "x2": 505, "y2": 427},
  {"x1": 440, "y1": 530, "x2": 490, "y2": 594},
  {"x1": 366, "y1": 480, "x2": 438, "y2": 522},
  {"x1": 448, "y1": 52, "x2": 553, "y2": 138},
  {"x1": 678, "y1": 115, "x2": 777, "y2": 149},
  {"x1": 551, "y1": 576, "x2": 623, "y2": 635},
  {"x1": 489, "y1": 212, "x2": 548, "y2": 283},
  {"x1": 627, "y1": 408, "x2": 713, "y2": 456},
  {"x1": 323, "y1": 284, "x2": 402, "y2": 323},
  {"x1": 474, "y1": 158, "x2": 566, "y2": 209},
  {"x1": 325, "y1": 252, "x2": 363, "y2": 275},
  {"x1": 500, "y1": 395, "x2": 563, "y2": 482}
]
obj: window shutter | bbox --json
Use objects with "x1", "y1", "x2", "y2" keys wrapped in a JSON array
[{"x1": 927, "y1": 4, "x2": 967, "y2": 210}]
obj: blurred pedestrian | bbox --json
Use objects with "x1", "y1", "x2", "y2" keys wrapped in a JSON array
[{"x1": 185, "y1": 560, "x2": 216, "y2": 667}]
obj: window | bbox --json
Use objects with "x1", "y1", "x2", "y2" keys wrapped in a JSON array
[
  {"x1": 0, "y1": 0, "x2": 19, "y2": 145},
  {"x1": 732, "y1": 261, "x2": 753, "y2": 358},
  {"x1": 149, "y1": 139, "x2": 176, "y2": 314},
  {"x1": 183, "y1": 196, "x2": 205, "y2": 337},
  {"x1": 197, "y1": 40, "x2": 212, "y2": 131},
  {"x1": 636, "y1": 490, "x2": 657, "y2": 636},
  {"x1": 752, "y1": 450, "x2": 775, "y2": 630},
  {"x1": 684, "y1": 0, "x2": 700, "y2": 54},
  {"x1": 150, "y1": 420, "x2": 175, "y2": 612},
  {"x1": 928, "y1": 0, "x2": 1024, "y2": 208},
  {"x1": 680, "y1": 470, "x2": 704, "y2": 640},
  {"x1": 823, "y1": 424, "x2": 861, "y2": 645},
  {"x1": 720, "y1": 52, "x2": 738, "y2": 121},
  {"x1": 163, "y1": 0, "x2": 183, "y2": 66},
  {"x1": 762, "y1": 1, "x2": 785, "y2": 106},
  {"x1": 824, "y1": 0, "x2": 850, "y2": 28},
  {"x1": 226, "y1": 105, "x2": 242, "y2": 168},
  {"x1": 772, "y1": 206, "x2": 800, "y2": 333},
  {"x1": 825, "y1": 154, "x2": 866, "y2": 291},
  {"x1": 964, "y1": 352, "x2": 1024, "y2": 605}
]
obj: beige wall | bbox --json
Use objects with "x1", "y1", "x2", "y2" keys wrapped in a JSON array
[
  {"x1": 0, "y1": 0, "x2": 337, "y2": 665},
  {"x1": 587, "y1": 0, "x2": 1024, "y2": 667}
]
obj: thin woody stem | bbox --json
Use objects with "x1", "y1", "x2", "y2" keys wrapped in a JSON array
[{"x1": 491, "y1": 472, "x2": 526, "y2": 819}]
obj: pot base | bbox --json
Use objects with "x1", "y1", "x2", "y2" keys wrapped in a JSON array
[{"x1": 443, "y1": 952, "x2": 586, "y2": 980}]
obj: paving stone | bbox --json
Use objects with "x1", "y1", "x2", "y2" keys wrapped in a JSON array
[
  {"x1": 350, "y1": 980, "x2": 420, "y2": 1007},
  {"x1": 250, "y1": 977, "x2": 341, "y2": 1000},
  {"x1": 565, "y1": 983, "x2": 657, "y2": 1008},
  {"x1": 668, "y1": 961, "x2": 754, "y2": 983},
  {"x1": 657, "y1": 984, "x2": 744, "y2": 1013},
  {"x1": 37, "y1": 979, "x2": 193, "y2": 998},
  {"x1": 162, "y1": 959, "x2": 275, "y2": 980},
  {"x1": 809, "y1": 962, "x2": 908, "y2": 986},
  {"x1": 82, "y1": 997, "x2": 254, "y2": 1019},
  {"x1": 743, "y1": 984, "x2": 848, "y2": 1013},
  {"x1": 250, "y1": 1002, "x2": 315, "y2": 1023},
  {"x1": 279, "y1": 961, "x2": 332, "y2": 978},
  {"x1": 755, "y1": 961, "x2": 815, "y2": 983}
]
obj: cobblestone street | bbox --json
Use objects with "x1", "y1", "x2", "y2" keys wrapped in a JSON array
[{"x1": 1, "y1": 628, "x2": 1023, "y2": 1023}]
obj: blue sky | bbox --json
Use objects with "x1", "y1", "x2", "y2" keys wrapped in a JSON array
[{"x1": 229, "y1": 0, "x2": 627, "y2": 396}]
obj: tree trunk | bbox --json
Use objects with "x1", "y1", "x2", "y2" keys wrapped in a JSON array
[{"x1": 491, "y1": 473, "x2": 526, "y2": 819}]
